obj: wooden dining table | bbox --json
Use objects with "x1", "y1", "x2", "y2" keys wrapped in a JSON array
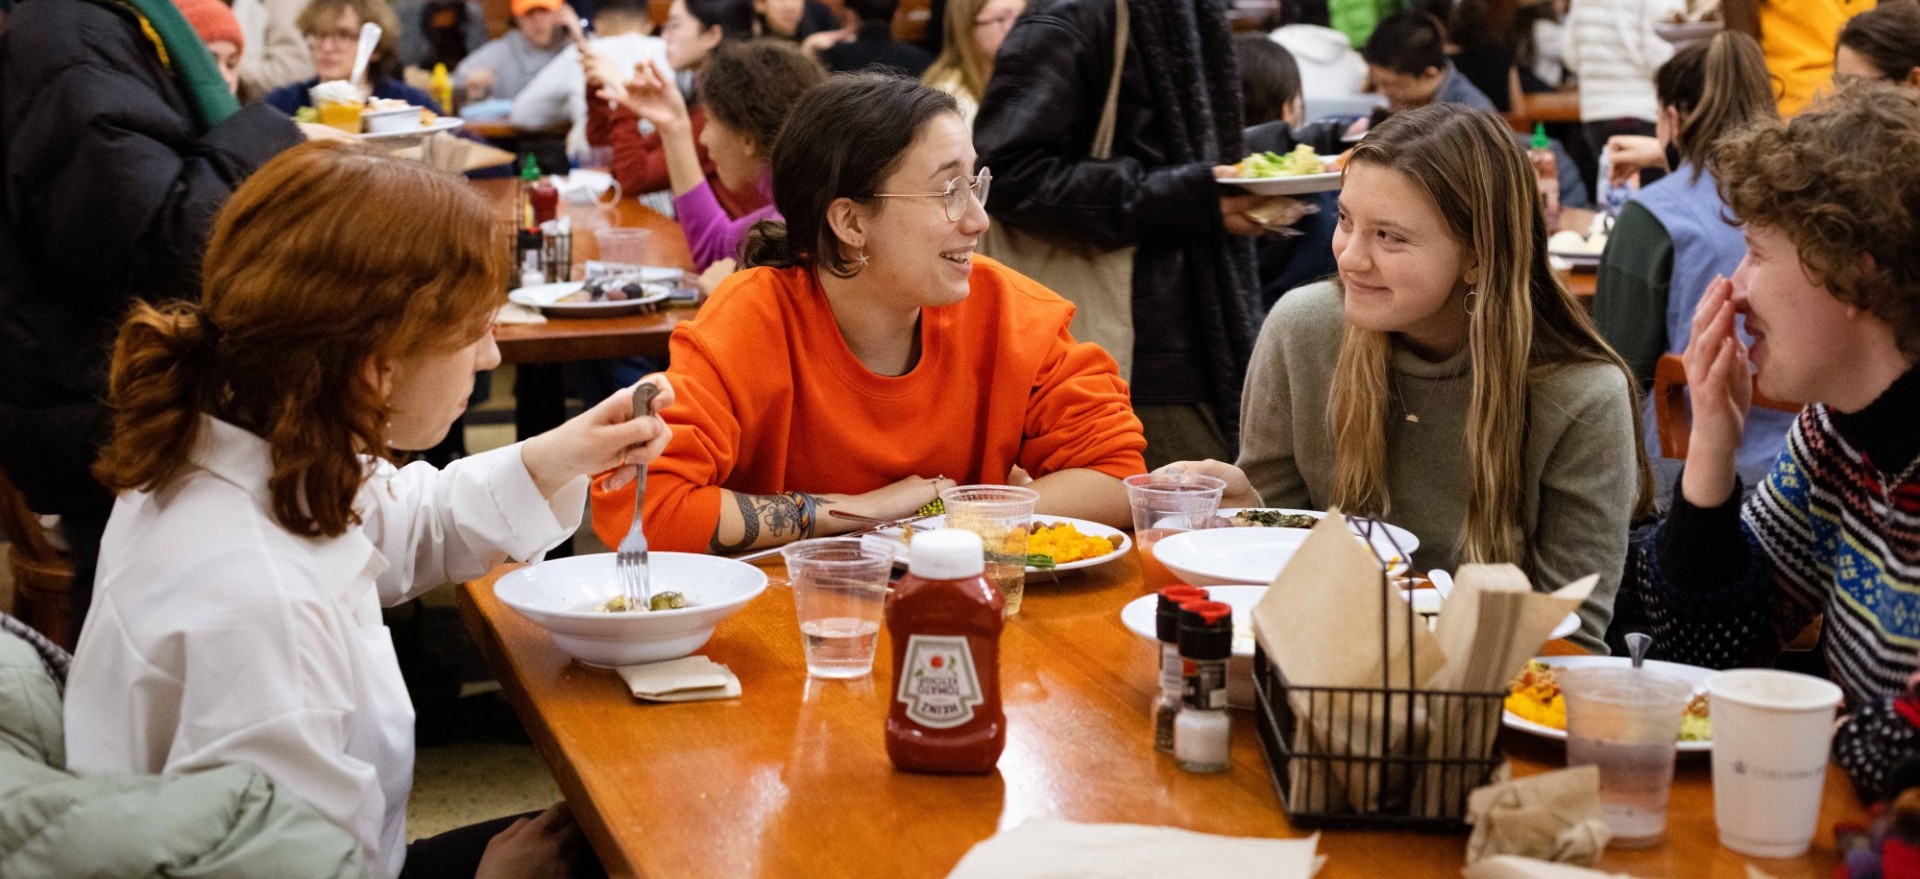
[
  {"x1": 459, "y1": 551, "x2": 1867, "y2": 879},
  {"x1": 474, "y1": 178, "x2": 697, "y2": 365}
]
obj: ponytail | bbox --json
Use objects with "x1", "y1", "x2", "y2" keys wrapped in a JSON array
[
  {"x1": 94, "y1": 301, "x2": 224, "y2": 497},
  {"x1": 1656, "y1": 31, "x2": 1777, "y2": 178},
  {"x1": 739, "y1": 218, "x2": 803, "y2": 270}
]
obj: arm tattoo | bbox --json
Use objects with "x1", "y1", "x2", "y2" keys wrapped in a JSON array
[{"x1": 708, "y1": 491, "x2": 831, "y2": 553}]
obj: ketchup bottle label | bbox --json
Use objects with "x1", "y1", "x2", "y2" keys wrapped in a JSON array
[{"x1": 896, "y1": 635, "x2": 984, "y2": 729}]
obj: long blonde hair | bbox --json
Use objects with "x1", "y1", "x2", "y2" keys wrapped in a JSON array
[
  {"x1": 1326, "y1": 106, "x2": 1655, "y2": 565},
  {"x1": 922, "y1": 0, "x2": 998, "y2": 102}
]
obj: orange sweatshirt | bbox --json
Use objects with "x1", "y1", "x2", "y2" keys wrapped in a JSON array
[
  {"x1": 1760, "y1": 0, "x2": 1875, "y2": 116},
  {"x1": 589, "y1": 257, "x2": 1148, "y2": 553}
]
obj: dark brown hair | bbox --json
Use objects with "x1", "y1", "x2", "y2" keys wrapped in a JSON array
[
  {"x1": 1838, "y1": 0, "x2": 1920, "y2": 82},
  {"x1": 1712, "y1": 83, "x2": 1920, "y2": 359},
  {"x1": 1654, "y1": 31, "x2": 1777, "y2": 178},
  {"x1": 699, "y1": 39, "x2": 827, "y2": 158},
  {"x1": 741, "y1": 72, "x2": 958, "y2": 277},
  {"x1": 1235, "y1": 33, "x2": 1302, "y2": 127},
  {"x1": 95, "y1": 142, "x2": 507, "y2": 537}
]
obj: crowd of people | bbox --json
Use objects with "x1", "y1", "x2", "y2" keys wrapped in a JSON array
[{"x1": 1, "y1": 0, "x2": 1917, "y2": 875}]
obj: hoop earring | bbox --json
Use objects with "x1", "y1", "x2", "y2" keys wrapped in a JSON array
[{"x1": 1464, "y1": 288, "x2": 1478, "y2": 317}]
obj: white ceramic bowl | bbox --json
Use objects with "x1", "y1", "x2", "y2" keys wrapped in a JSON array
[
  {"x1": 494, "y1": 553, "x2": 767, "y2": 667},
  {"x1": 362, "y1": 104, "x2": 422, "y2": 134},
  {"x1": 1153, "y1": 523, "x2": 1412, "y2": 587}
]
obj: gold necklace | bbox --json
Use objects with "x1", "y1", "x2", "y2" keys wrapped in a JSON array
[{"x1": 1396, "y1": 375, "x2": 1444, "y2": 424}]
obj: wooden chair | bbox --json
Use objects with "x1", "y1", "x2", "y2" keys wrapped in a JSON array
[
  {"x1": 1650, "y1": 352, "x2": 1803, "y2": 459},
  {"x1": 0, "y1": 465, "x2": 76, "y2": 651}
]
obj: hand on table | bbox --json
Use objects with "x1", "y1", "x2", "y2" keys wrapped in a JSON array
[
  {"x1": 1679, "y1": 276, "x2": 1751, "y2": 508},
  {"x1": 596, "y1": 59, "x2": 690, "y2": 130},
  {"x1": 475, "y1": 803, "x2": 585, "y2": 879},
  {"x1": 826, "y1": 475, "x2": 957, "y2": 532},
  {"x1": 1604, "y1": 134, "x2": 1665, "y2": 186},
  {"x1": 525, "y1": 375, "x2": 675, "y2": 496},
  {"x1": 1157, "y1": 460, "x2": 1259, "y2": 508}
]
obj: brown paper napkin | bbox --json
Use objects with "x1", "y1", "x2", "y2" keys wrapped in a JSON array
[
  {"x1": 944, "y1": 820, "x2": 1322, "y2": 879},
  {"x1": 616, "y1": 656, "x2": 741, "y2": 702},
  {"x1": 1465, "y1": 766, "x2": 1610, "y2": 866}
]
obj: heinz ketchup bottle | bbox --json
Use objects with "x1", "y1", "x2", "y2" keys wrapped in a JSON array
[{"x1": 886, "y1": 529, "x2": 1005, "y2": 774}]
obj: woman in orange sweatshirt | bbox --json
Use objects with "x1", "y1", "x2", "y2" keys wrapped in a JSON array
[{"x1": 590, "y1": 73, "x2": 1147, "y2": 555}]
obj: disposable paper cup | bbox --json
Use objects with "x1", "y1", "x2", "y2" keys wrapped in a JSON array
[{"x1": 1706, "y1": 669, "x2": 1843, "y2": 859}]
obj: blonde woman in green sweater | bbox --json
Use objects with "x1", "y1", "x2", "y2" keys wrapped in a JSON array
[{"x1": 1172, "y1": 104, "x2": 1654, "y2": 652}]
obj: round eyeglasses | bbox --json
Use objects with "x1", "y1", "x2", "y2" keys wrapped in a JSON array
[{"x1": 869, "y1": 168, "x2": 991, "y2": 222}]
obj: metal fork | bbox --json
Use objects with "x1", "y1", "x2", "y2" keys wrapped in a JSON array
[{"x1": 615, "y1": 383, "x2": 660, "y2": 610}]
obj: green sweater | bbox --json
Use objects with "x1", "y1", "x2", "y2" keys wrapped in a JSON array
[
  {"x1": 1591, "y1": 201, "x2": 1675, "y2": 392},
  {"x1": 1235, "y1": 281, "x2": 1641, "y2": 651}
]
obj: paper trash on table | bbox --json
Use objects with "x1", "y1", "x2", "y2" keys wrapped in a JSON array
[
  {"x1": 616, "y1": 655, "x2": 741, "y2": 702},
  {"x1": 1252, "y1": 511, "x2": 1447, "y2": 814},
  {"x1": 945, "y1": 820, "x2": 1321, "y2": 879},
  {"x1": 1465, "y1": 765, "x2": 1609, "y2": 866}
]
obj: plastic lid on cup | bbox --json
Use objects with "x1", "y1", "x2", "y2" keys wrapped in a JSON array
[{"x1": 909, "y1": 529, "x2": 985, "y2": 580}]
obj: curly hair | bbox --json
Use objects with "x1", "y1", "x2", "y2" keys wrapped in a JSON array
[
  {"x1": 95, "y1": 142, "x2": 506, "y2": 538},
  {"x1": 700, "y1": 40, "x2": 827, "y2": 159},
  {"x1": 1711, "y1": 83, "x2": 1920, "y2": 360}
]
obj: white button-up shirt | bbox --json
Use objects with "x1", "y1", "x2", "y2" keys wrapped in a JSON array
[{"x1": 65, "y1": 418, "x2": 585, "y2": 878}]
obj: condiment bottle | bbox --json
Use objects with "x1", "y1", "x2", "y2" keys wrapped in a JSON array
[
  {"x1": 517, "y1": 155, "x2": 541, "y2": 229},
  {"x1": 1529, "y1": 124, "x2": 1561, "y2": 232},
  {"x1": 1174, "y1": 600, "x2": 1232, "y2": 773},
  {"x1": 429, "y1": 62, "x2": 454, "y2": 115},
  {"x1": 886, "y1": 529, "x2": 1006, "y2": 774},
  {"x1": 530, "y1": 177, "x2": 560, "y2": 225},
  {"x1": 1153, "y1": 585, "x2": 1210, "y2": 754}
]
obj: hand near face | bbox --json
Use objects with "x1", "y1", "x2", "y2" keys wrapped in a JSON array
[
  {"x1": 596, "y1": 60, "x2": 689, "y2": 129},
  {"x1": 1604, "y1": 135, "x2": 1665, "y2": 186},
  {"x1": 524, "y1": 375, "x2": 676, "y2": 496},
  {"x1": 1679, "y1": 276, "x2": 1752, "y2": 507}
]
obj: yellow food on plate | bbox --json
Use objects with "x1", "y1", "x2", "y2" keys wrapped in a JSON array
[
  {"x1": 1027, "y1": 522, "x2": 1123, "y2": 564},
  {"x1": 1505, "y1": 659, "x2": 1566, "y2": 729}
]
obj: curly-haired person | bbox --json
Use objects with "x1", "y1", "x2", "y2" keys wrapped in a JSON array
[{"x1": 1639, "y1": 82, "x2": 1920, "y2": 801}]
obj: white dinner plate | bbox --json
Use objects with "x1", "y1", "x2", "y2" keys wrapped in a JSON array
[
  {"x1": 1216, "y1": 170, "x2": 1344, "y2": 196},
  {"x1": 357, "y1": 117, "x2": 465, "y2": 141},
  {"x1": 1548, "y1": 248, "x2": 1602, "y2": 268},
  {"x1": 1155, "y1": 512, "x2": 1415, "y2": 586},
  {"x1": 1502, "y1": 654, "x2": 1714, "y2": 752},
  {"x1": 507, "y1": 281, "x2": 670, "y2": 318},
  {"x1": 872, "y1": 514, "x2": 1130, "y2": 574}
]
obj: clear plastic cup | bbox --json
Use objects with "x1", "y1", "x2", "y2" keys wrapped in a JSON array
[
  {"x1": 939, "y1": 485, "x2": 1039, "y2": 617},
  {"x1": 593, "y1": 226, "x2": 652, "y2": 267},
  {"x1": 1706, "y1": 669, "x2": 1844, "y2": 858},
  {"x1": 1123, "y1": 473, "x2": 1225, "y2": 589},
  {"x1": 1561, "y1": 668, "x2": 1694, "y2": 847},
  {"x1": 781, "y1": 538, "x2": 894, "y2": 679}
]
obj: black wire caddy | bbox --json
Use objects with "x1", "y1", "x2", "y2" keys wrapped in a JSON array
[{"x1": 1250, "y1": 515, "x2": 1507, "y2": 832}]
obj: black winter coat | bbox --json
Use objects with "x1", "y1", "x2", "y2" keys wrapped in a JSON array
[
  {"x1": 0, "y1": 0, "x2": 301, "y2": 513},
  {"x1": 974, "y1": 0, "x2": 1243, "y2": 409}
]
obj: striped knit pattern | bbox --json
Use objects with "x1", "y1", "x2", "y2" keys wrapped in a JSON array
[
  {"x1": 1749, "y1": 405, "x2": 1920, "y2": 705},
  {"x1": 1641, "y1": 403, "x2": 1920, "y2": 798}
]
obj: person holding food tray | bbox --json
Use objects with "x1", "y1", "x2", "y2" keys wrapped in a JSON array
[
  {"x1": 64, "y1": 142, "x2": 673, "y2": 877},
  {"x1": 1168, "y1": 104, "x2": 1655, "y2": 654},
  {"x1": 1637, "y1": 84, "x2": 1920, "y2": 802},
  {"x1": 588, "y1": 74, "x2": 1145, "y2": 556}
]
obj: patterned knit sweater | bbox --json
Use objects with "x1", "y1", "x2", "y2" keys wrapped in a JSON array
[{"x1": 1643, "y1": 366, "x2": 1920, "y2": 800}]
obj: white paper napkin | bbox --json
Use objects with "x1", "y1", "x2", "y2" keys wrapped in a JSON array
[
  {"x1": 1463, "y1": 856, "x2": 1643, "y2": 879},
  {"x1": 496, "y1": 302, "x2": 547, "y2": 325},
  {"x1": 945, "y1": 820, "x2": 1320, "y2": 879},
  {"x1": 616, "y1": 656, "x2": 740, "y2": 702}
]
